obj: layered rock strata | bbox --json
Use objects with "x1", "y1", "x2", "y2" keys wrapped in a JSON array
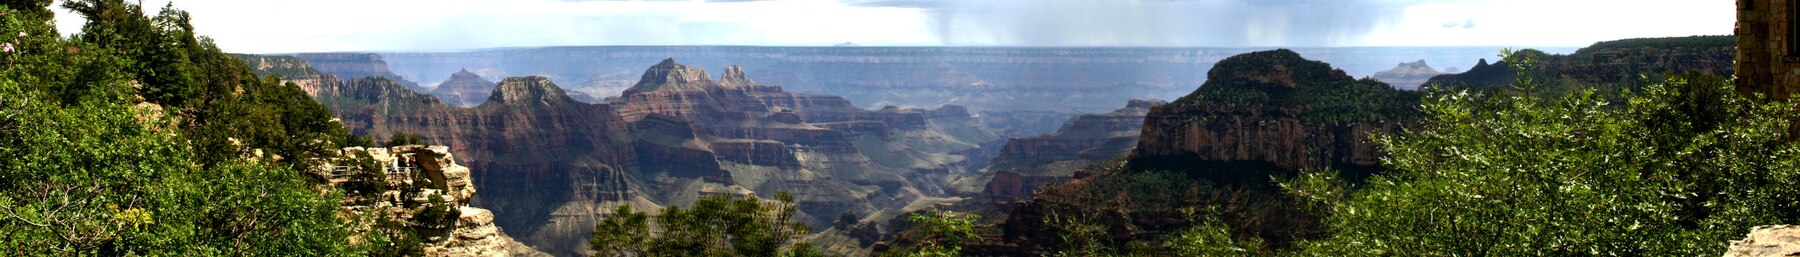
[
  {"x1": 328, "y1": 145, "x2": 548, "y2": 257},
  {"x1": 968, "y1": 99, "x2": 1164, "y2": 202}
]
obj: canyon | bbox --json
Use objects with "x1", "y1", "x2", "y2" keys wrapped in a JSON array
[{"x1": 244, "y1": 55, "x2": 1007, "y2": 256}]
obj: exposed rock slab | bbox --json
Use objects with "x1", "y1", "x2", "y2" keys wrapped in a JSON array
[{"x1": 1725, "y1": 225, "x2": 1800, "y2": 257}]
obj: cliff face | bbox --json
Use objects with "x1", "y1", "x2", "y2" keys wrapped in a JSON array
[
  {"x1": 329, "y1": 145, "x2": 549, "y2": 257},
  {"x1": 1370, "y1": 60, "x2": 1443, "y2": 90},
  {"x1": 968, "y1": 99, "x2": 1164, "y2": 201},
  {"x1": 1132, "y1": 49, "x2": 1418, "y2": 172},
  {"x1": 984, "y1": 50, "x2": 1422, "y2": 255}
]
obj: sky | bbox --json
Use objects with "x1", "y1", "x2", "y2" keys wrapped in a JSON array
[{"x1": 49, "y1": 0, "x2": 1735, "y2": 53}]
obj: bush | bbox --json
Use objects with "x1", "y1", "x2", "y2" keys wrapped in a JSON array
[{"x1": 1285, "y1": 51, "x2": 1800, "y2": 256}]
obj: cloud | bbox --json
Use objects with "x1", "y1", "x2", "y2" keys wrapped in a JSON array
[{"x1": 843, "y1": 0, "x2": 1465, "y2": 47}]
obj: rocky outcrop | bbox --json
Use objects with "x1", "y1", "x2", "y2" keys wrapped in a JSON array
[
  {"x1": 1132, "y1": 49, "x2": 1418, "y2": 172},
  {"x1": 987, "y1": 50, "x2": 1421, "y2": 255},
  {"x1": 1725, "y1": 225, "x2": 1800, "y2": 257},
  {"x1": 431, "y1": 69, "x2": 497, "y2": 107},
  {"x1": 328, "y1": 145, "x2": 549, "y2": 257},
  {"x1": 1371, "y1": 60, "x2": 1443, "y2": 90}
]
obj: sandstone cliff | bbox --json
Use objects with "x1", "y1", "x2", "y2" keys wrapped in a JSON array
[
  {"x1": 964, "y1": 99, "x2": 1164, "y2": 202},
  {"x1": 1132, "y1": 49, "x2": 1418, "y2": 173},
  {"x1": 985, "y1": 49, "x2": 1421, "y2": 255},
  {"x1": 328, "y1": 145, "x2": 549, "y2": 257}
]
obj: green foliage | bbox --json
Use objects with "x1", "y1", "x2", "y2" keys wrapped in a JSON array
[
  {"x1": 1284, "y1": 51, "x2": 1800, "y2": 255},
  {"x1": 339, "y1": 151, "x2": 389, "y2": 205},
  {"x1": 0, "y1": 1, "x2": 363, "y2": 255},
  {"x1": 899, "y1": 211, "x2": 980, "y2": 257},
  {"x1": 1165, "y1": 208, "x2": 1265, "y2": 256},
  {"x1": 589, "y1": 192, "x2": 825, "y2": 257},
  {"x1": 1572, "y1": 35, "x2": 1734, "y2": 58},
  {"x1": 384, "y1": 132, "x2": 425, "y2": 147},
  {"x1": 0, "y1": 80, "x2": 354, "y2": 255},
  {"x1": 1162, "y1": 49, "x2": 1421, "y2": 124}
]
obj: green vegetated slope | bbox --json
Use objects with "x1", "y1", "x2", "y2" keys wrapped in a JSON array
[
  {"x1": 883, "y1": 37, "x2": 1790, "y2": 257},
  {"x1": 0, "y1": 1, "x2": 372, "y2": 255}
]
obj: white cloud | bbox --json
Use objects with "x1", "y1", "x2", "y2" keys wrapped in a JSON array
[{"x1": 48, "y1": 0, "x2": 1733, "y2": 52}]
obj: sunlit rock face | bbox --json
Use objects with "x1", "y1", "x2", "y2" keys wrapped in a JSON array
[
  {"x1": 328, "y1": 145, "x2": 550, "y2": 257},
  {"x1": 1725, "y1": 225, "x2": 1800, "y2": 257}
]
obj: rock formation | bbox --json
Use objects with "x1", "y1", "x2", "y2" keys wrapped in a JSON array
[
  {"x1": 1725, "y1": 225, "x2": 1800, "y2": 257},
  {"x1": 1132, "y1": 49, "x2": 1418, "y2": 172},
  {"x1": 963, "y1": 99, "x2": 1165, "y2": 202},
  {"x1": 986, "y1": 49, "x2": 1422, "y2": 255},
  {"x1": 327, "y1": 145, "x2": 549, "y2": 257},
  {"x1": 431, "y1": 69, "x2": 498, "y2": 107},
  {"x1": 1370, "y1": 60, "x2": 1443, "y2": 90}
]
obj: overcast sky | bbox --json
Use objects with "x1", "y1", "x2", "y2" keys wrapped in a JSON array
[{"x1": 50, "y1": 0, "x2": 1734, "y2": 53}]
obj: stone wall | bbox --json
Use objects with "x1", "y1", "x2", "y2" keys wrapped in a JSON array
[{"x1": 1737, "y1": 0, "x2": 1800, "y2": 99}]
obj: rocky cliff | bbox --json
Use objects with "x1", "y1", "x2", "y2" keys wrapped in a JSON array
[
  {"x1": 982, "y1": 49, "x2": 1422, "y2": 255},
  {"x1": 1370, "y1": 60, "x2": 1443, "y2": 90},
  {"x1": 965, "y1": 99, "x2": 1164, "y2": 202},
  {"x1": 328, "y1": 145, "x2": 549, "y2": 257},
  {"x1": 1132, "y1": 49, "x2": 1419, "y2": 173}
]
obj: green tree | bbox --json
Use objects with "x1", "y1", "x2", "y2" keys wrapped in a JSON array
[
  {"x1": 0, "y1": 1, "x2": 365, "y2": 255},
  {"x1": 590, "y1": 192, "x2": 825, "y2": 257},
  {"x1": 899, "y1": 211, "x2": 980, "y2": 257},
  {"x1": 1285, "y1": 50, "x2": 1800, "y2": 256}
]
